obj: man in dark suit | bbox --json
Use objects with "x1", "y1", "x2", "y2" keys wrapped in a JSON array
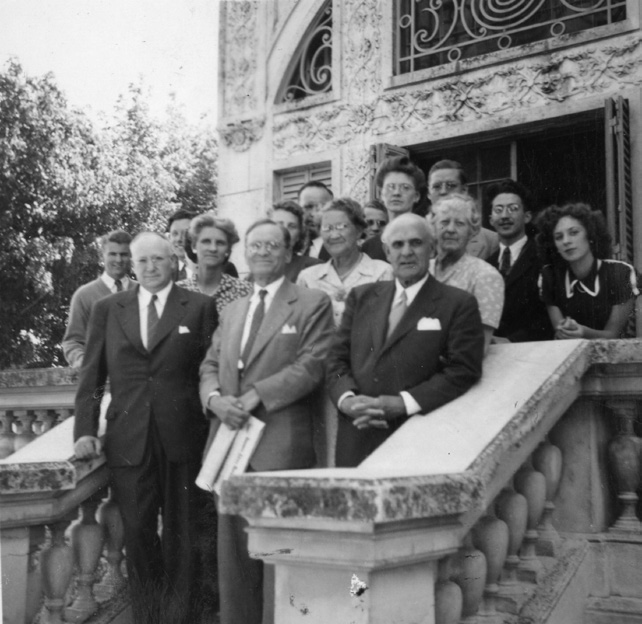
[
  {"x1": 74, "y1": 232, "x2": 218, "y2": 621},
  {"x1": 298, "y1": 180, "x2": 333, "y2": 261},
  {"x1": 327, "y1": 213, "x2": 484, "y2": 467},
  {"x1": 486, "y1": 179, "x2": 552, "y2": 342},
  {"x1": 199, "y1": 219, "x2": 334, "y2": 624},
  {"x1": 361, "y1": 155, "x2": 426, "y2": 261}
]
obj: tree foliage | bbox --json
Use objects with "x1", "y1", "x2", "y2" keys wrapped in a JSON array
[{"x1": 0, "y1": 60, "x2": 218, "y2": 369}]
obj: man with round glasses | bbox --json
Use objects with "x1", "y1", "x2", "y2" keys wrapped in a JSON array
[
  {"x1": 362, "y1": 155, "x2": 426, "y2": 261},
  {"x1": 487, "y1": 179, "x2": 552, "y2": 341},
  {"x1": 427, "y1": 159, "x2": 499, "y2": 260}
]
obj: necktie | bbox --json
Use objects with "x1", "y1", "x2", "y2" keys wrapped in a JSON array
[
  {"x1": 499, "y1": 247, "x2": 511, "y2": 277},
  {"x1": 241, "y1": 290, "x2": 267, "y2": 366},
  {"x1": 114, "y1": 279, "x2": 123, "y2": 292},
  {"x1": 386, "y1": 290, "x2": 408, "y2": 339},
  {"x1": 147, "y1": 294, "x2": 159, "y2": 349}
]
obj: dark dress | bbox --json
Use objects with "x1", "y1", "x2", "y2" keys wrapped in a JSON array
[{"x1": 539, "y1": 259, "x2": 638, "y2": 332}]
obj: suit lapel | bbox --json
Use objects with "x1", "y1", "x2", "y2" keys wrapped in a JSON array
[
  {"x1": 381, "y1": 277, "x2": 440, "y2": 355},
  {"x1": 115, "y1": 287, "x2": 147, "y2": 356},
  {"x1": 370, "y1": 282, "x2": 395, "y2": 356},
  {"x1": 147, "y1": 284, "x2": 186, "y2": 352},
  {"x1": 245, "y1": 280, "x2": 294, "y2": 368},
  {"x1": 228, "y1": 296, "x2": 251, "y2": 374},
  {"x1": 505, "y1": 238, "x2": 536, "y2": 288}
]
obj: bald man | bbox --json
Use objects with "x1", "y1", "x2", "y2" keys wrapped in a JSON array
[
  {"x1": 74, "y1": 232, "x2": 218, "y2": 622},
  {"x1": 327, "y1": 214, "x2": 484, "y2": 466}
]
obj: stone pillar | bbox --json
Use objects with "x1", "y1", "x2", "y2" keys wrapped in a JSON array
[{"x1": 1, "y1": 526, "x2": 30, "y2": 624}]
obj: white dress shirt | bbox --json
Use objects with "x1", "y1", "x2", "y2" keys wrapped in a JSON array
[
  {"x1": 138, "y1": 282, "x2": 173, "y2": 348},
  {"x1": 498, "y1": 235, "x2": 528, "y2": 270},
  {"x1": 101, "y1": 272, "x2": 131, "y2": 293}
]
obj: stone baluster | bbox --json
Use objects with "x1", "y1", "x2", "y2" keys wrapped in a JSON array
[
  {"x1": 472, "y1": 511, "x2": 509, "y2": 617},
  {"x1": 450, "y1": 532, "x2": 487, "y2": 621},
  {"x1": 13, "y1": 409, "x2": 36, "y2": 451},
  {"x1": 35, "y1": 409, "x2": 57, "y2": 436},
  {"x1": 26, "y1": 526, "x2": 46, "y2": 623},
  {"x1": 607, "y1": 399, "x2": 642, "y2": 532},
  {"x1": 533, "y1": 438, "x2": 563, "y2": 556},
  {"x1": 96, "y1": 490, "x2": 126, "y2": 598},
  {"x1": 41, "y1": 516, "x2": 75, "y2": 624},
  {"x1": 434, "y1": 555, "x2": 463, "y2": 624},
  {"x1": 514, "y1": 464, "x2": 546, "y2": 583},
  {"x1": 495, "y1": 487, "x2": 528, "y2": 613},
  {"x1": 64, "y1": 495, "x2": 106, "y2": 623},
  {"x1": 0, "y1": 410, "x2": 17, "y2": 459}
]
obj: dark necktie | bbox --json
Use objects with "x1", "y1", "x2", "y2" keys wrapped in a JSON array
[
  {"x1": 499, "y1": 247, "x2": 511, "y2": 277},
  {"x1": 147, "y1": 294, "x2": 159, "y2": 349},
  {"x1": 114, "y1": 279, "x2": 123, "y2": 292},
  {"x1": 386, "y1": 290, "x2": 408, "y2": 339},
  {"x1": 241, "y1": 290, "x2": 267, "y2": 366}
]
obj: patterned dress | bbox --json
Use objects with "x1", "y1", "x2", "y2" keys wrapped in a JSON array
[{"x1": 177, "y1": 273, "x2": 252, "y2": 315}]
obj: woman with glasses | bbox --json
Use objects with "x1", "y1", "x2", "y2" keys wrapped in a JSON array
[
  {"x1": 430, "y1": 193, "x2": 504, "y2": 352},
  {"x1": 536, "y1": 202, "x2": 638, "y2": 339},
  {"x1": 362, "y1": 199, "x2": 389, "y2": 240},
  {"x1": 298, "y1": 198, "x2": 393, "y2": 327},
  {"x1": 177, "y1": 213, "x2": 252, "y2": 314}
]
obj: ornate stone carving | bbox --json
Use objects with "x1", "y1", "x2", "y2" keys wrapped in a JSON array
[
  {"x1": 343, "y1": 145, "x2": 372, "y2": 203},
  {"x1": 272, "y1": 36, "x2": 642, "y2": 156},
  {"x1": 220, "y1": 118, "x2": 265, "y2": 152},
  {"x1": 222, "y1": 1, "x2": 259, "y2": 117}
]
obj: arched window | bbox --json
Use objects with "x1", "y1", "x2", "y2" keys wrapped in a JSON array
[{"x1": 276, "y1": 1, "x2": 333, "y2": 104}]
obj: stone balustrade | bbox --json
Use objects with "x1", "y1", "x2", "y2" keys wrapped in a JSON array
[
  {"x1": 220, "y1": 339, "x2": 642, "y2": 624},
  {"x1": 0, "y1": 369, "x2": 127, "y2": 624}
]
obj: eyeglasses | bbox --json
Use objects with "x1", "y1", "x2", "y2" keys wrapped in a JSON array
[
  {"x1": 492, "y1": 203, "x2": 522, "y2": 215},
  {"x1": 382, "y1": 183, "x2": 416, "y2": 194},
  {"x1": 247, "y1": 240, "x2": 284, "y2": 253},
  {"x1": 430, "y1": 181, "x2": 460, "y2": 193},
  {"x1": 320, "y1": 223, "x2": 351, "y2": 233},
  {"x1": 366, "y1": 219, "x2": 387, "y2": 228}
]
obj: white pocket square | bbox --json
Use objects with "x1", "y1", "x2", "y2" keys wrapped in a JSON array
[
  {"x1": 178, "y1": 325, "x2": 191, "y2": 334},
  {"x1": 281, "y1": 324, "x2": 297, "y2": 334},
  {"x1": 417, "y1": 317, "x2": 441, "y2": 331}
]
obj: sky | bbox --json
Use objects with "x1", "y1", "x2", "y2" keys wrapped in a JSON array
[{"x1": 0, "y1": 0, "x2": 219, "y2": 125}]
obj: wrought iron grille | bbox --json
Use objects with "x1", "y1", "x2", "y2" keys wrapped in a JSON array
[
  {"x1": 395, "y1": 0, "x2": 627, "y2": 75},
  {"x1": 278, "y1": 3, "x2": 332, "y2": 103}
]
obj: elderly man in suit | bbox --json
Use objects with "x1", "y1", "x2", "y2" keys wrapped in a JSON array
[
  {"x1": 327, "y1": 213, "x2": 485, "y2": 467},
  {"x1": 487, "y1": 179, "x2": 552, "y2": 342},
  {"x1": 199, "y1": 218, "x2": 334, "y2": 624},
  {"x1": 74, "y1": 232, "x2": 218, "y2": 622},
  {"x1": 62, "y1": 229, "x2": 132, "y2": 368}
]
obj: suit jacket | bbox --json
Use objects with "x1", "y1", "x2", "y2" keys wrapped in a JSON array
[
  {"x1": 63, "y1": 277, "x2": 113, "y2": 368},
  {"x1": 199, "y1": 279, "x2": 334, "y2": 472},
  {"x1": 74, "y1": 284, "x2": 218, "y2": 467},
  {"x1": 488, "y1": 238, "x2": 552, "y2": 342},
  {"x1": 361, "y1": 234, "x2": 387, "y2": 262},
  {"x1": 327, "y1": 276, "x2": 484, "y2": 443}
]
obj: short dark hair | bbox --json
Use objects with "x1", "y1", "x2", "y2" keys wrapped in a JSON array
[
  {"x1": 101, "y1": 229, "x2": 132, "y2": 247},
  {"x1": 485, "y1": 179, "x2": 532, "y2": 212},
  {"x1": 245, "y1": 218, "x2": 292, "y2": 250},
  {"x1": 428, "y1": 160, "x2": 467, "y2": 186},
  {"x1": 270, "y1": 200, "x2": 304, "y2": 232},
  {"x1": 297, "y1": 181, "x2": 334, "y2": 201},
  {"x1": 363, "y1": 199, "x2": 388, "y2": 215},
  {"x1": 321, "y1": 197, "x2": 367, "y2": 230},
  {"x1": 375, "y1": 156, "x2": 426, "y2": 195},
  {"x1": 535, "y1": 202, "x2": 612, "y2": 265},
  {"x1": 167, "y1": 209, "x2": 198, "y2": 231}
]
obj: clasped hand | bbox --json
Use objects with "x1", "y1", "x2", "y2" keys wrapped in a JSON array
[
  {"x1": 341, "y1": 395, "x2": 406, "y2": 430},
  {"x1": 208, "y1": 389, "x2": 261, "y2": 430},
  {"x1": 555, "y1": 317, "x2": 584, "y2": 340}
]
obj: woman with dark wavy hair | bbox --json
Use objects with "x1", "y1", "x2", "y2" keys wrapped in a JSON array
[{"x1": 536, "y1": 202, "x2": 638, "y2": 339}]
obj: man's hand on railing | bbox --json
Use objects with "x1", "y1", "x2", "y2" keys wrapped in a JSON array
[{"x1": 74, "y1": 436, "x2": 103, "y2": 459}]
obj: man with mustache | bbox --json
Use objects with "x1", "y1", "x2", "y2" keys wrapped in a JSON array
[{"x1": 487, "y1": 179, "x2": 552, "y2": 342}]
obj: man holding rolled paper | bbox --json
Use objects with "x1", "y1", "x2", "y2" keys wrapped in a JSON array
[{"x1": 199, "y1": 218, "x2": 334, "y2": 624}]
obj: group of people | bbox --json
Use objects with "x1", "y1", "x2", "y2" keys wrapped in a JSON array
[{"x1": 66, "y1": 154, "x2": 638, "y2": 624}]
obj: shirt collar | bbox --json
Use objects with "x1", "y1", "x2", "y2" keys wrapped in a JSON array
[
  {"x1": 138, "y1": 281, "x2": 173, "y2": 306},
  {"x1": 101, "y1": 272, "x2": 129, "y2": 291},
  {"x1": 253, "y1": 275, "x2": 285, "y2": 299},
  {"x1": 394, "y1": 273, "x2": 429, "y2": 307},
  {"x1": 499, "y1": 235, "x2": 528, "y2": 260},
  {"x1": 565, "y1": 259, "x2": 601, "y2": 298}
]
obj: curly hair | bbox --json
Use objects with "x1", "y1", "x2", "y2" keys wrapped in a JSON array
[
  {"x1": 535, "y1": 202, "x2": 611, "y2": 266},
  {"x1": 375, "y1": 155, "x2": 427, "y2": 196},
  {"x1": 484, "y1": 178, "x2": 532, "y2": 213},
  {"x1": 321, "y1": 197, "x2": 367, "y2": 230},
  {"x1": 185, "y1": 213, "x2": 240, "y2": 263},
  {"x1": 430, "y1": 193, "x2": 482, "y2": 238}
]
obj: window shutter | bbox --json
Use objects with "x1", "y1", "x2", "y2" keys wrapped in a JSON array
[{"x1": 276, "y1": 162, "x2": 332, "y2": 202}]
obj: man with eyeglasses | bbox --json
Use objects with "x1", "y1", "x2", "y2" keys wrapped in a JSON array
[
  {"x1": 74, "y1": 232, "x2": 218, "y2": 621},
  {"x1": 199, "y1": 219, "x2": 334, "y2": 624},
  {"x1": 486, "y1": 179, "x2": 552, "y2": 341},
  {"x1": 427, "y1": 159, "x2": 499, "y2": 260},
  {"x1": 363, "y1": 199, "x2": 389, "y2": 240},
  {"x1": 362, "y1": 155, "x2": 426, "y2": 261}
]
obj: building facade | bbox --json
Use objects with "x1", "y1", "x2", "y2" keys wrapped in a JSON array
[{"x1": 217, "y1": 0, "x2": 641, "y2": 323}]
